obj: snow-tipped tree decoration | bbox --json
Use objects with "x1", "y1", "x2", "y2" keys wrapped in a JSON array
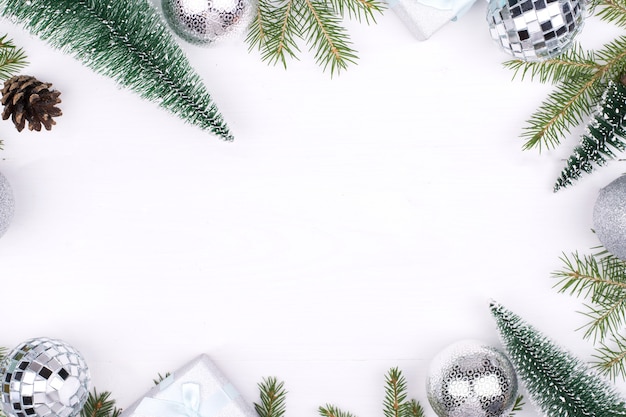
[
  {"x1": 554, "y1": 78, "x2": 626, "y2": 191},
  {"x1": 0, "y1": 0, "x2": 233, "y2": 141},
  {"x1": 489, "y1": 301, "x2": 626, "y2": 417}
]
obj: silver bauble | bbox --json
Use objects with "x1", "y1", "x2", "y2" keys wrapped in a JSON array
[
  {"x1": 162, "y1": 0, "x2": 254, "y2": 44},
  {"x1": 486, "y1": 0, "x2": 585, "y2": 61},
  {"x1": 426, "y1": 341, "x2": 518, "y2": 417},
  {"x1": 0, "y1": 338, "x2": 91, "y2": 417},
  {"x1": 0, "y1": 171, "x2": 14, "y2": 238},
  {"x1": 593, "y1": 175, "x2": 626, "y2": 260}
]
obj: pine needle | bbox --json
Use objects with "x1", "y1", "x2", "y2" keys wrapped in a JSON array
[
  {"x1": 0, "y1": 0, "x2": 233, "y2": 140},
  {"x1": 0, "y1": 35, "x2": 28, "y2": 82},
  {"x1": 507, "y1": 396, "x2": 525, "y2": 417},
  {"x1": 383, "y1": 367, "x2": 408, "y2": 417},
  {"x1": 80, "y1": 390, "x2": 121, "y2": 417},
  {"x1": 319, "y1": 405, "x2": 358, "y2": 417},
  {"x1": 255, "y1": 377, "x2": 288, "y2": 417}
]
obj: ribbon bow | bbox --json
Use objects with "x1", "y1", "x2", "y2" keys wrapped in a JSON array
[{"x1": 135, "y1": 381, "x2": 239, "y2": 417}]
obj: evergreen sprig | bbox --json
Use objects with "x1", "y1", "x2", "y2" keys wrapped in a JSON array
[
  {"x1": 383, "y1": 367, "x2": 408, "y2": 417},
  {"x1": 246, "y1": 0, "x2": 385, "y2": 76},
  {"x1": 490, "y1": 301, "x2": 626, "y2": 417},
  {"x1": 255, "y1": 377, "x2": 288, "y2": 417},
  {"x1": 80, "y1": 390, "x2": 121, "y2": 417},
  {"x1": 319, "y1": 404, "x2": 357, "y2": 417},
  {"x1": 0, "y1": 0, "x2": 233, "y2": 140},
  {"x1": 0, "y1": 35, "x2": 28, "y2": 82},
  {"x1": 553, "y1": 250, "x2": 626, "y2": 379}
]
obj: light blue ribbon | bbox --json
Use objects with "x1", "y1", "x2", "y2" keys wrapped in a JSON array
[{"x1": 135, "y1": 382, "x2": 240, "y2": 417}]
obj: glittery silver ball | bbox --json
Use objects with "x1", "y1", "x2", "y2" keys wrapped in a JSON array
[
  {"x1": 0, "y1": 171, "x2": 14, "y2": 238},
  {"x1": 486, "y1": 0, "x2": 585, "y2": 61},
  {"x1": 0, "y1": 338, "x2": 91, "y2": 417},
  {"x1": 426, "y1": 341, "x2": 518, "y2": 417},
  {"x1": 593, "y1": 175, "x2": 626, "y2": 260},
  {"x1": 162, "y1": 0, "x2": 254, "y2": 44}
]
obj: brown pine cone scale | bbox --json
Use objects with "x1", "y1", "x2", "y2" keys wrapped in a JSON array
[{"x1": 1, "y1": 75, "x2": 62, "y2": 132}]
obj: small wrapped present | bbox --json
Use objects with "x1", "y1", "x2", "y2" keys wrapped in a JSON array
[
  {"x1": 386, "y1": 0, "x2": 477, "y2": 40},
  {"x1": 120, "y1": 355, "x2": 256, "y2": 417}
]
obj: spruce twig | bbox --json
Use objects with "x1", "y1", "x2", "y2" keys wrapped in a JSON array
[
  {"x1": 0, "y1": 0, "x2": 232, "y2": 140},
  {"x1": 403, "y1": 399, "x2": 425, "y2": 417},
  {"x1": 507, "y1": 396, "x2": 525, "y2": 417},
  {"x1": 319, "y1": 405, "x2": 357, "y2": 417},
  {"x1": 383, "y1": 367, "x2": 408, "y2": 417},
  {"x1": 80, "y1": 390, "x2": 121, "y2": 417},
  {"x1": 0, "y1": 35, "x2": 28, "y2": 82},
  {"x1": 255, "y1": 377, "x2": 288, "y2": 417}
]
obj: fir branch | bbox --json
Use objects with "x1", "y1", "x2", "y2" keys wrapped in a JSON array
[
  {"x1": 319, "y1": 404, "x2": 358, "y2": 417},
  {"x1": 592, "y1": 331, "x2": 626, "y2": 379},
  {"x1": 383, "y1": 367, "x2": 408, "y2": 417},
  {"x1": 507, "y1": 395, "x2": 525, "y2": 417},
  {"x1": 591, "y1": 0, "x2": 626, "y2": 28},
  {"x1": 255, "y1": 377, "x2": 287, "y2": 417},
  {"x1": 0, "y1": 0, "x2": 232, "y2": 140},
  {"x1": 298, "y1": 0, "x2": 358, "y2": 75},
  {"x1": 0, "y1": 35, "x2": 28, "y2": 82},
  {"x1": 403, "y1": 399, "x2": 425, "y2": 417},
  {"x1": 553, "y1": 252, "x2": 626, "y2": 342},
  {"x1": 326, "y1": 0, "x2": 386, "y2": 23},
  {"x1": 490, "y1": 302, "x2": 626, "y2": 417},
  {"x1": 80, "y1": 390, "x2": 121, "y2": 417}
]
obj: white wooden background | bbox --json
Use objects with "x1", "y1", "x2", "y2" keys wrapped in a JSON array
[{"x1": 0, "y1": 3, "x2": 623, "y2": 417}]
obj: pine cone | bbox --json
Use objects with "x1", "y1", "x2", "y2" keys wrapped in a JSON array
[{"x1": 1, "y1": 75, "x2": 62, "y2": 132}]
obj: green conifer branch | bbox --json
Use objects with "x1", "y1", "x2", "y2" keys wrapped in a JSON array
[
  {"x1": 490, "y1": 302, "x2": 626, "y2": 417},
  {"x1": 80, "y1": 390, "x2": 121, "y2": 417},
  {"x1": 0, "y1": 35, "x2": 28, "y2": 82},
  {"x1": 383, "y1": 367, "x2": 408, "y2": 417},
  {"x1": 507, "y1": 396, "x2": 525, "y2": 417},
  {"x1": 403, "y1": 399, "x2": 425, "y2": 417},
  {"x1": 592, "y1": 331, "x2": 626, "y2": 379},
  {"x1": 0, "y1": 0, "x2": 233, "y2": 140},
  {"x1": 319, "y1": 404, "x2": 358, "y2": 417},
  {"x1": 255, "y1": 377, "x2": 288, "y2": 417},
  {"x1": 591, "y1": 0, "x2": 626, "y2": 28}
]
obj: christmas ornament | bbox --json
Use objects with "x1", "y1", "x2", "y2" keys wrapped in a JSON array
[
  {"x1": 162, "y1": 0, "x2": 254, "y2": 44},
  {"x1": 0, "y1": 337, "x2": 91, "y2": 417},
  {"x1": 593, "y1": 175, "x2": 626, "y2": 260},
  {"x1": 0, "y1": 170, "x2": 14, "y2": 238},
  {"x1": 486, "y1": 0, "x2": 585, "y2": 61},
  {"x1": 1, "y1": 75, "x2": 62, "y2": 132},
  {"x1": 387, "y1": 0, "x2": 477, "y2": 40},
  {"x1": 426, "y1": 340, "x2": 518, "y2": 417}
]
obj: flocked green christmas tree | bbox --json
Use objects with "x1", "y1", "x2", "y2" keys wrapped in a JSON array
[
  {"x1": 0, "y1": 0, "x2": 233, "y2": 140},
  {"x1": 554, "y1": 78, "x2": 626, "y2": 191},
  {"x1": 490, "y1": 301, "x2": 626, "y2": 417}
]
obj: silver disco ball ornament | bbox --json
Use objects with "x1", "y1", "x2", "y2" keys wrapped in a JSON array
[
  {"x1": 162, "y1": 0, "x2": 254, "y2": 44},
  {"x1": 0, "y1": 338, "x2": 91, "y2": 417},
  {"x1": 486, "y1": 0, "x2": 585, "y2": 61},
  {"x1": 0, "y1": 171, "x2": 14, "y2": 238},
  {"x1": 427, "y1": 341, "x2": 518, "y2": 417},
  {"x1": 593, "y1": 175, "x2": 626, "y2": 260}
]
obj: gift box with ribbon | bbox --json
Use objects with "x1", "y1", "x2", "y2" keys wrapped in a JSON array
[
  {"x1": 386, "y1": 0, "x2": 478, "y2": 40},
  {"x1": 120, "y1": 355, "x2": 256, "y2": 417}
]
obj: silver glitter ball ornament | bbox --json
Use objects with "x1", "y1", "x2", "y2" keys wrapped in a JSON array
[
  {"x1": 427, "y1": 341, "x2": 518, "y2": 417},
  {"x1": 0, "y1": 338, "x2": 91, "y2": 417},
  {"x1": 162, "y1": 0, "x2": 254, "y2": 44},
  {"x1": 486, "y1": 0, "x2": 585, "y2": 61},
  {"x1": 593, "y1": 175, "x2": 626, "y2": 260},
  {"x1": 0, "y1": 171, "x2": 14, "y2": 238}
]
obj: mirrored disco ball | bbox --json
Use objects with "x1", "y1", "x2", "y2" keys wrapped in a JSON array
[
  {"x1": 162, "y1": 0, "x2": 254, "y2": 44},
  {"x1": 0, "y1": 338, "x2": 91, "y2": 417},
  {"x1": 427, "y1": 341, "x2": 518, "y2": 417},
  {"x1": 486, "y1": 0, "x2": 585, "y2": 61}
]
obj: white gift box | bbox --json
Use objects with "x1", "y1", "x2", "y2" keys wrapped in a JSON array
[
  {"x1": 120, "y1": 355, "x2": 256, "y2": 417},
  {"x1": 386, "y1": 0, "x2": 477, "y2": 40}
]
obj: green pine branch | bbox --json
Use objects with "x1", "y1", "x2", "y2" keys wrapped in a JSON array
[
  {"x1": 591, "y1": 0, "x2": 626, "y2": 28},
  {"x1": 0, "y1": 0, "x2": 233, "y2": 140},
  {"x1": 0, "y1": 35, "x2": 28, "y2": 82},
  {"x1": 490, "y1": 302, "x2": 626, "y2": 417},
  {"x1": 255, "y1": 377, "x2": 288, "y2": 417},
  {"x1": 383, "y1": 367, "x2": 408, "y2": 417},
  {"x1": 319, "y1": 404, "x2": 357, "y2": 417},
  {"x1": 80, "y1": 390, "x2": 121, "y2": 417},
  {"x1": 554, "y1": 79, "x2": 626, "y2": 191},
  {"x1": 247, "y1": 0, "x2": 384, "y2": 76},
  {"x1": 507, "y1": 395, "x2": 525, "y2": 417}
]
